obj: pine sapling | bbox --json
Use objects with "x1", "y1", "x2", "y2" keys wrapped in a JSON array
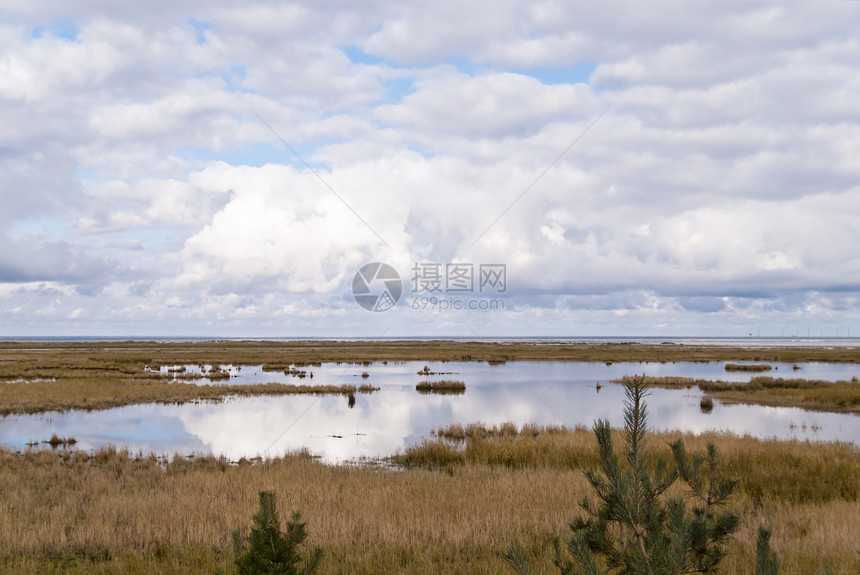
[
  {"x1": 755, "y1": 526, "x2": 780, "y2": 575},
  {"x1": 505, "y1": 375, "x2": 742, "y2": 575},
  {"x1": 232, "y1": 490, "x2": 323, "y2": 575}
]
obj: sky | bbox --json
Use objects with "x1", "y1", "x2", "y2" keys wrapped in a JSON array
[{"x1": 1, "y1": 1, "x2": 859, "y2": 338}]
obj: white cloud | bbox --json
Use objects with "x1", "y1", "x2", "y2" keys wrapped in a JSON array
[
  {"x1": 376, "y1": 70, "x2": 599, "y2": 139},
  {"x1": 1, "y1": 1, "x2": 859, "y2": 336}
]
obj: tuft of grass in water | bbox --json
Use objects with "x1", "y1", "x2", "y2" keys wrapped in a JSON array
[
  {"x1": 416, "y1": 380, "x2": 466, "y2": 394},
  {"x1": 44, "y1": 434, "x2": 77, "y2": 449},
  {"x1": 725, "y1": 363, "x2": 773, "y2": 372},
  {"x1": 400, "y1": 423, "x2": 599, "y2": 471}
]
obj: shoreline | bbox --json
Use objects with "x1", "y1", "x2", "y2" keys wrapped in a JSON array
[
  {"x1": 1, "y1": 339, "x2": 859, "y2": 361},
  {"x1": 2, "y1": 341, "x2": 859, "y2": 415}
]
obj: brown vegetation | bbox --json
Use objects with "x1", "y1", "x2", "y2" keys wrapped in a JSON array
[
  {"x1": 416, "y1": 380, "x2": 466, "y2": 394},
  {"x1": 725, "y1": 363, "x2": 773, "y2": 372},
  {"x1": 2, "y1": 339, "x2": 859, "y2": 369},
  {"x1": 0, "y1": 381, "x2": 379, "y2": 416},
  {"x1": 636, "y1": 376, "x2": 860, "y2": 414},
  {"x1": 1, "y1": 426, "x2": 859, "y2": 574},
  {"x1": 3, "y1": 340, "x2": 857, "y2": 415}
]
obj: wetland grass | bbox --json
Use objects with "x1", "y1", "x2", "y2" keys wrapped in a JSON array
[
  {"x1": 0, "y1": 381, "x2": 379, "y2": 415},
  {"x1": 2, "y1": 427, "x2": 859, "y2": 574},
  {"x1": 638, "y1": 375, "x2": 860, "y2": 414},
  {"x1": 725, "y1": 363, "x2": 773, "y2": 372},
  {"x1": 2, "y1": 340, "x2": 859, "y2": 415},
  {"x1": 45, "y1": 433, "x2": 77, "y2": 448},
  {"x1": 416, "y1": 380, "x2": 467, "y2": 394},
  {"x1": 5, "y1": 339, "x2": 854, "y2": 369},
  {"x1": 284, "y1": 366, "x2": 310, "y2": 378},
  {"x1": 399, "y1": 424, "x2": 860, "y2": 505},
  {"x1": 700, "y1": 377, "x2": 860, "y2": 413}
]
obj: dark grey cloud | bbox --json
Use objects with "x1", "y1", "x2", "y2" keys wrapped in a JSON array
[{"x1": 0, "y1": 234, "x2": 113, "y2": 286}]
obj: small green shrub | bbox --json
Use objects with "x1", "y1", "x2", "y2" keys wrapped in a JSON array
[
  {"x1": 755, "y1": 526, "x2": 780, "y2": 575},
  {"x1": 506, "y1": 375, "x2": 779, "y2": 574},
  {"x1": 231, "y1": 491, "x2": 322, "y2": 575}
]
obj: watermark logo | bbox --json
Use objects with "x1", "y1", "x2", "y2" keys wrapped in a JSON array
[
  {"x1": 409, "y1": 262, "x2": 506, "y2": 311},
  {"x1": 352, "y1": 262, "x2": 403, "y2": 312},
  {"x1": 353, "y1": 261, "x2": 506, "y2": 312},
  {"x1": 411, "y1": 263, "x2": 506, "y2": 294}
]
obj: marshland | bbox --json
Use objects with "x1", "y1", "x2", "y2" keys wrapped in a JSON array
[{"x1": 2, "y1": 340, "x2": 860, "y2": 573}]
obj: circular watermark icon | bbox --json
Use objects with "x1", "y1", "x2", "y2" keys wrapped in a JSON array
[{"x1": 352, "y1": 262, "x2": 402, "y2": 312}]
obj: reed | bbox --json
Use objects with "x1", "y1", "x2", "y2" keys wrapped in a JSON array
[
  {"x1": 3, "y1": 340, "x2": 860, "y2": 374},
  {"x1": 725, "y1": 363, "x2": 773, "y2": 372},
  {"x1": 0, "y1": 381, "x2": 380, "y2": 415},
  {"x1": 1, "y1": 425, "x2": 858, "y2": 574},
  {"x1": 399, "y1": 424, "x2": 860, "y2": 505},
  {"x1": 624, "y1": 376, "x2": 860, "y2": 414},
  {"x1": 416, "y1": 380, "x2": 466, "y2": 394},
  {"x1": 45, "y1": 433, "x2": 77, "y2": 448},
  {"x1": 3, "y1": 341, "x2": 859, "y2": 415}
]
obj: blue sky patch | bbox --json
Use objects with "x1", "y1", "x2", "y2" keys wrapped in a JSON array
[
  {"x1": 382, "y1": 77, "x2": 415, "y2": 103},
  {"x1": 445, "y1": 56, "x2": 480, "y2": 76},
  {"x1": 187, "y1": 18, "x2": 211, "y2": 45},
  {"x1": 342, "y1": 45, "x2": 389, "y2": 66},
  {"x1": 10, "y1": 216, "x2": 69, "y2": 239},
  {"x1": 110, "y1": 226, "x2": 185, "y2": 251},
  {"x1": 176, "y1": 142, "x2": 285, "y2": 167},
  {"x1": 222, "y1": 66, "x2": 248, "y2": 92},
  {"x1": 75, "y1": 167, "x2": 98, "y2": 181},
  {"x1": 30, "y1": 20, "x2": 80, "y2": 41},
  {"x1": 342, "y1": 46, "x2": 414, "y2": 103},
  {"x1": 514, "y1": 62, "x2": 596, "y2": 85}
]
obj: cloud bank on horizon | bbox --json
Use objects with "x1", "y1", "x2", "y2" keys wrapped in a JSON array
[{"x1": 1, "y1": 1, "x2": 859, "y2": 337}]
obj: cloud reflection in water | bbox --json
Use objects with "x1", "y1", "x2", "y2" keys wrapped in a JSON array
[{"x1": 1, "y1": 361, "x2": 857, "y2": 463}]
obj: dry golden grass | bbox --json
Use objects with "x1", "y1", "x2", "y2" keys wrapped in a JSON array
[
  {"x1": 416, "y1": 380, "x2": 467, "y2": 394},
  {"x1": 703, "y1": 377, "x2": 860, "y2": 414},
  {"x1": 1, "y1": 340, "x2": 859, "y2": 371},
  {"x1": 2, "y1": 341, "x2": 859, "y2": 415},
  {"x1": 402, "y1": 424, "x2": 860, "y2": 504},
  {"x1": 640, "y1": 375, "x2": 860, "y2": 414},
  {"x1": 2, "y1": 427, "x2": 859, "y2": 574},
  {"x1": 0, "y1": 446, "x2": 587, "y2": 574},
  {"x1": 3, "y1": 342, "x2": 860, "y2": 572},
  {"x1": 0, "y1": 380, "x2": 378, "y2": 415},
  {"x1": 724, "y1": 363, "x2": 773, "y2": 371}
]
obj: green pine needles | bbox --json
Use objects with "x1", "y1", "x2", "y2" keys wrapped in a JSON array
[
  {"x1": 755, "y1": 527, "x2": 781, "y2": 575},
  {"x1": 231, "y1": 491, "x2": 323, "y2": 575},
  {"x1": 505, "y1": 375, "x2": 745, "y2": 575}
]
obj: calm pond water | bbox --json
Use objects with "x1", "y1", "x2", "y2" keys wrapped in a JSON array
[{"x1": 2, "y1": 361, "x2": 859, "y2": 464}]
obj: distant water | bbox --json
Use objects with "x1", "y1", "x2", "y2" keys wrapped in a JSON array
[
  {"x1": 3, "y1": 360, "x2": 859, "y2": 463},
  {"x1": 0, "y1": 336, "x2": 858, "y2": 347}
]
